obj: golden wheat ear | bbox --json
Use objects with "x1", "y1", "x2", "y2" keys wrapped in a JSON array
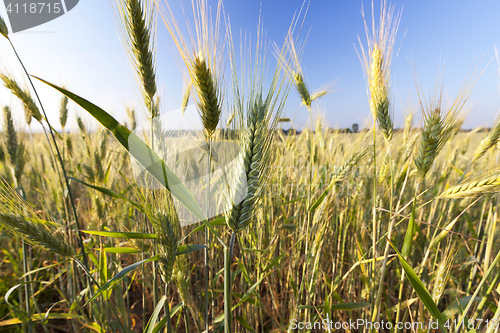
[
  {"x1": 357, "y1": 0, "x2": 401, "y2": 141},
  {"x1": 471, "y1": 118, "x2": 500, "y2": 164},
  {"x1": 440, "y1": 171, "x2": 500, "y2": 198}
]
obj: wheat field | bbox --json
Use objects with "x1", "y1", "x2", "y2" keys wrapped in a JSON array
[{"x1": 0, "y1": 1, "x2": 500, "y2": 333}]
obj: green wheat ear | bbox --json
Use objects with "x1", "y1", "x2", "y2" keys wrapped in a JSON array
[
  {"x1": 0, "y1": 15, "x2": 8, "y2": 39},
  {"x1": 193, "y1": 54, "x2": 222, "y2": 139},
  {"x1": 1, "y1": 73, "x2": 42, "y2": 125},
  {"x1": 2, "y1": 106, "x2": 18, "y2": 167},
  {"x1": 59, "y1": 95, "x2": 69, "y2": 130},
  {"x1": 151, "y1": 211, "x2": 179, "y2": 284},
  {"x1": 293, "y1": 71, "x2": 311, "y2": 109},
  {"x1": 118, "y1": 0, "x2": 157, "y2": 113},
  {"x1": 0, "y1": 182, "x2": 75, "y2": 257}
]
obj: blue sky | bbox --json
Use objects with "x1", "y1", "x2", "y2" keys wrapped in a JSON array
[{"x1": 0, "y1": 0, "x2": 499, "y2": 132}]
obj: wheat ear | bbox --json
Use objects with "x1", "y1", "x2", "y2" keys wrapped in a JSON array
[
  {"x1": 1, "y1": 73, "x2": 42, "y2": 125},
  {"x1": 331, "y1": 146, "x2": 370, "y2": 185},
  {"x1": 225, "y1": 98, "x2": 269, "y2": 232},
  {"x1": 440, "y1": 172, "x2": 500, "y2": 198},
  {"x1": 2, "y1": 106, "x2": 18, "y2": 167},
  {"x1": 181, "y1": 81, "x2": 192, "y2": 116},
  {"x1": 59, "y1": 96, "x2": 69, "y2": 130},
  {"x1": 431, "y1": 245, "x2": 456, "y2": 304},
  {"x1": 357, "y1": 0, "x2": 401, "y2": 141},
  {"x1": 0, "y1": 182, "x2": 75, "y2": 257},
  {"x1": 118, "y1": 0, "x2": 157, "y2": 113},
  {"x1": 149, "y1": 205, "x2": 180, "y2": 284},
  {"x1": 472, "y1": 119, "x2": 500, "y2": 163},
  {"x1": 0, "y1": 15, "x2": 7, "y2": 39},
  {"x1": 293, "y1": 72, "x2": 311, "y2": 109},
  {"x1": 193, "y1": 54, "x2": 222, "y2": 138}
]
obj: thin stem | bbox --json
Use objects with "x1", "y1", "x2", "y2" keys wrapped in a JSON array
[
  {"x1": 166, "y1": 285, "x2": 173, "y2": 333},
  {"x1": 370, "y1": 120, "x2": 377, "y2": 313},
  {"x1": 371, "y1": 142, "x2": 393, "y2": 324},
  {"x1": 224, "y1": 231, "x2": 236, "y2": 333},
  {"x1": 458, "y1": 162, "x2": 472, "y2": 183},
  {"x1": 7, "y1": 38, "x2": 89, "y2": 273},
  {"x1": 205, "y1": 138, "x2": 211, "y2": 332}
]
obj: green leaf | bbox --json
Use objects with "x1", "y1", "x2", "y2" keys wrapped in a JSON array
[
  {"x1": 309, "y1": 183, "x2": 334, "y2": 213},
  {"x1": 330, "y1": 302, "x2": 371, "y2": 311},
  {"x1": 235, "y1": 316, "x2": 255, "y2": 332},
  {"x1": 215, "y1": 272, "x2": 271, "y2": 323},
  {"x1": 401, "y1": 198, "x2": 417, "y2": 257},
  {"x1": 145, "y1": 295, "x2": 167, "y2": 333},
  {"x1": 169, "y1": 302, "x2": 183, "y2": 318},
  {"x1": 181, "y1": 216, "x2": 225, "y2": 241},
  {"x1": 103, "y1": 247, "x2": 142, "y2": 254},
  {"x1": 99, "y1": 244, "x2": 108, "y2": 299},
  {"x1": 388, "y1": 238, "x2": 448, "y2": 333},
  {"x1": 0, "y1": 313, "x2": 82, "y2": 327},
  {"x1": 33, "y1": 77, "x2": 206, "y2": 221},
  {"x1": 69, "y1": 177, "x2": 144, "y2": 213},
  {"x1": 149, "y1": 302, "x2": 182, "y2": 333},
  {"x1": 84, "y1": 255, "x2": 160, "y2": 306},
  {"x1": 176, "y1": 244, "x2": 206, "y2": 256},
  {"x1": 82, "y1": 230, "x2": 157, "y2": 239}
]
